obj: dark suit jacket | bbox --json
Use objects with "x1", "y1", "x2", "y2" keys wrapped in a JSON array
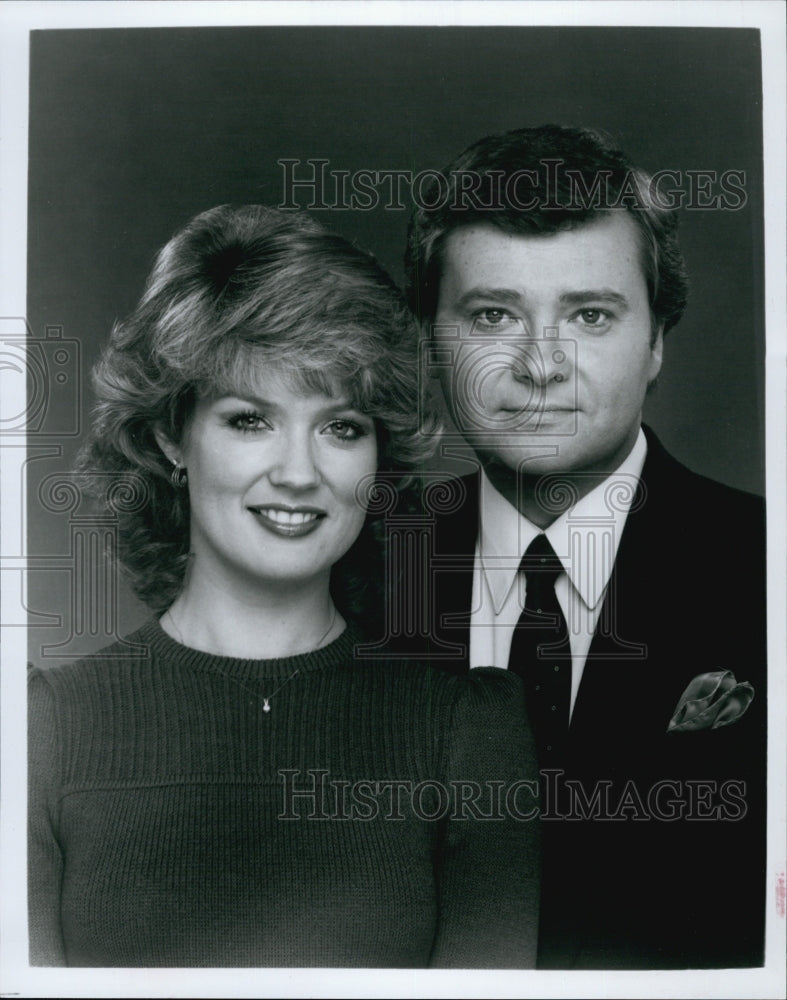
[{"x1": 380, "y1": 426, "x2": 767, "y2": 969}]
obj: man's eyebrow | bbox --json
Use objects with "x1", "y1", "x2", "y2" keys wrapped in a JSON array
[
  {"x1": 558, "y1": 289, "x2": 630, "y2": 308},
  {"x1": 454, "y1": 287, "x2": 525, "y2": 309}
]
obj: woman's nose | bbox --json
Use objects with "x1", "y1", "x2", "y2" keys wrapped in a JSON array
[{"x1": 267, "y1": 431, "x2": 321, "y2": 490}]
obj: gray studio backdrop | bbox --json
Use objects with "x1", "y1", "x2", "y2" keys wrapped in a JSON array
[{"x1": 24, "y1": 26, "x2": 764, "y2": 661}]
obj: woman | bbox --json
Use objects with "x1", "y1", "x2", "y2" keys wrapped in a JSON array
[{"x1": 28, "y1": 205, "x2": 540, "y2": 967}]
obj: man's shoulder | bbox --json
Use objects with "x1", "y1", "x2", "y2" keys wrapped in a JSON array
[
  {"x1": 657, "y1": 453, "x2": 762, "y2": 510},
  {"x1": 632, "y1": 428, "x2": 765, "y2": 584},
  {"x1": 640, "y1": 426, "x2": 764, "y2": 522}
]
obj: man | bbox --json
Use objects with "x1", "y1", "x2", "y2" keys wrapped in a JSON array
[{"x1": 399, "y1": 125, "x2": 766, "y2": 969}]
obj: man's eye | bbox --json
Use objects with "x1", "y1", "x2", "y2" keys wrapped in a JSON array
[
  {"x1": 470, "y1": 309, "x2": 521, "y2": 334},
  {"x1": 227, "y1": 411, "x2": 269, "y2": 433},
  {"x1": 475, "y1": 308, "x2": 513, "y2": 326},
  {"x1": 577, "y1": 308, "x2": 609, "y2": 326},
  {"x1": 324, "y1": 419, "x2": 366, "y2": 441}
]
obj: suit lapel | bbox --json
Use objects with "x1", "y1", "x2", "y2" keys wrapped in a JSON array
[{"x1": 569, "y1": 428, "x2": 695, "y2": 751}]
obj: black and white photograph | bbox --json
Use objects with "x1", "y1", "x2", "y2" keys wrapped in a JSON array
[{"x1": 1, "y1": 2, "x2": 785, "y2": 997}]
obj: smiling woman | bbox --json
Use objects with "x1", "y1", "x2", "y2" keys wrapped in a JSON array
[
  {"x1": 27, "y1": 205, "x2": 541, "y2": 968},
  {"x1": 153, "y1": 377, "x2": 379, "y2": 656},
  {"x1": 78, "y1": 205, "x2": 432, "y2": 627}
]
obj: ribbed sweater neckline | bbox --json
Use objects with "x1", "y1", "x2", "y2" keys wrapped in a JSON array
[{"x1": 138, "y1": 616, "x2": 360, "y2": 682}]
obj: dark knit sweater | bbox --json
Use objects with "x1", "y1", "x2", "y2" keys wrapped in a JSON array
[{"x1": 29, "y1": 619, "x2": 540, "y2": 968}]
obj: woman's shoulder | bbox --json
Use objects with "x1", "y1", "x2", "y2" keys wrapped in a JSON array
[
  {"x1": 28, "y1": 621, "x2": 157, "y2": 695},
  {"x1": 355, "y1": 655, "x2": 522, "y2": 694},
  {"x1": 375, "y1": 662, "x2": 536, "y2": 780},
  {"x1": 351, "y1": 656, "x2": 528, "y2": 730}
]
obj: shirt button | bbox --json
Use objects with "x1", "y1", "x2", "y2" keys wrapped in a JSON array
[
  {"x1": 554, "y1": 665, "x2": 560, "y2": 671},
  {"x1": 551, "y1": 705, "x2": 557, "y2": 711}
]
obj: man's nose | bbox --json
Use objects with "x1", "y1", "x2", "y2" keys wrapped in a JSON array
[
  {"x1": 511, "y1": 328, "x2": 570, "y2": 387},
  {"x1": 268, "y1": 430, "x2": 321, "y2": 490}
]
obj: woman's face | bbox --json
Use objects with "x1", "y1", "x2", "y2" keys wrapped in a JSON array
[{"x1": 169, "y1": 370, "x2": 378, "y2": 597}]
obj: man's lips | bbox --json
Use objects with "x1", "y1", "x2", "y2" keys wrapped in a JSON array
[
  {"x1": 490, "y1": 406, "x2": 578, "y2": 432},
  {"x1": 500, "y1": 406, "x2": 577, "y2": 416},
  {"x1": 501, "y1": 401, "x2": 576, "y2": 410},
  {"x1": 247, "y1": 504, "x2": 326, "y2": 536}
]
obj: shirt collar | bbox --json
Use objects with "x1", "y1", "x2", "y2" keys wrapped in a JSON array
[{"x1": 478, "y1": 428, "x2": 648, "y2": 613}]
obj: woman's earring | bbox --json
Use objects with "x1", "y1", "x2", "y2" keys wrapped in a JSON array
[{"x1": 170, "y1": 462, "x2": 188, "y2": 488}]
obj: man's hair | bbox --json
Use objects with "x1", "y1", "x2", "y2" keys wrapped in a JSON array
[
  {"x1": 78, "y1": 204, "x2": 438, "y2": 615},
  {"x1": 405, "y1": 124, "x2": 689, "y2": 335}
]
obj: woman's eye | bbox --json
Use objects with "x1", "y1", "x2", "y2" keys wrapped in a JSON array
[
  {"x1": 227, "y1": 411, "x2": 269, "y2": 433},
  {"x1": 325, "y1": 419, "x2": 366, "y2": 441}
]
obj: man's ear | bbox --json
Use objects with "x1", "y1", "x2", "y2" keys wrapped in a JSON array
[
  {"x1": 649, "y1": 323, "x2": 664, "y2": 382},
  {"x1": 153, "y1": 426, "x2": 180, "y2": 468}
]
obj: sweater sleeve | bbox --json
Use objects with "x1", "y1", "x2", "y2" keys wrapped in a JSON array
[
  {"x1": 429, "y1": 669, "x2": 540, "y2": 968},
  {"x1": 28, "y1": 668, "x2": 67, "y2": 966}
]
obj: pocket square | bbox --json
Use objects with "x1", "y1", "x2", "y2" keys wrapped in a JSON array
[{"x1": 667, "y1": 670, "x2": 754, "y2": 733}]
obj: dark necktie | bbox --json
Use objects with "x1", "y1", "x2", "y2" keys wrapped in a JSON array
[{"x1": 507, "y1": 533, "x2": 572, "y2": 762}]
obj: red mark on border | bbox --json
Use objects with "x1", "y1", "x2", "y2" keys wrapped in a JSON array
[{"x1": 777, "y1": 871, "x2": 786, "y2": 919}]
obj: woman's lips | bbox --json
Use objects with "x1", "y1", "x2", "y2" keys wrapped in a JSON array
[{"x1": 247, "y1": 505, "x2": 326, "y2": 537}]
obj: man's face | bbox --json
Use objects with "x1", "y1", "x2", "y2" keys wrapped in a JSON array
[{"x1": 432, "y1": 213, "x2": 663, "y2": 480}]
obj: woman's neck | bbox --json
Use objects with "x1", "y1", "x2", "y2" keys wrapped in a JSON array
[{"x1": 160, "y1": 574, "x2": 343, "y2": 659}]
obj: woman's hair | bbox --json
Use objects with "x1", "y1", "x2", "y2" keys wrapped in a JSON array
[{"x1": 79, "y1": 204, "x2": 438, "y2": 616}]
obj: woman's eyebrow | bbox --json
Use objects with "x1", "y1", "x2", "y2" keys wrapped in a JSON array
[
  {"x1": 216, "y1": 394, "x2": 368, "y2": 417},
  {"x1": 216, "y1": 394, "x2": 277, "y2": 410}
]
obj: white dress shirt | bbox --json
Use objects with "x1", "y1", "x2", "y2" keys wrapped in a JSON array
[{"x1": 469, "y1": 429, "x2": 647, "y2": 718}]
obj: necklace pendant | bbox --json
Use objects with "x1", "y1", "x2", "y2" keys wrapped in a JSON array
[{"x1": 262, "y1": 699, "x2": 271, "y2": 713}]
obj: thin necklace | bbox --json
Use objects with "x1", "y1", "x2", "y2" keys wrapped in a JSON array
[
  {"x1": 260, "y1": 668, "x2": 300, "y2": 714},
  {"x1": 259, "y1": 605, "x2": 337, "y2": 713},
  {"x1": 161, "y1": 604, "x2": 338, "y2": 715}
]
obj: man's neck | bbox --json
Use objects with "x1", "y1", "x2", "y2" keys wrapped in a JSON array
[
  {"x1": 482, "y1": 464, "x2": 615, "y2": 529},
  {"x1": 480, "y1": 429, "x2": 645, "y2": 529}
]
